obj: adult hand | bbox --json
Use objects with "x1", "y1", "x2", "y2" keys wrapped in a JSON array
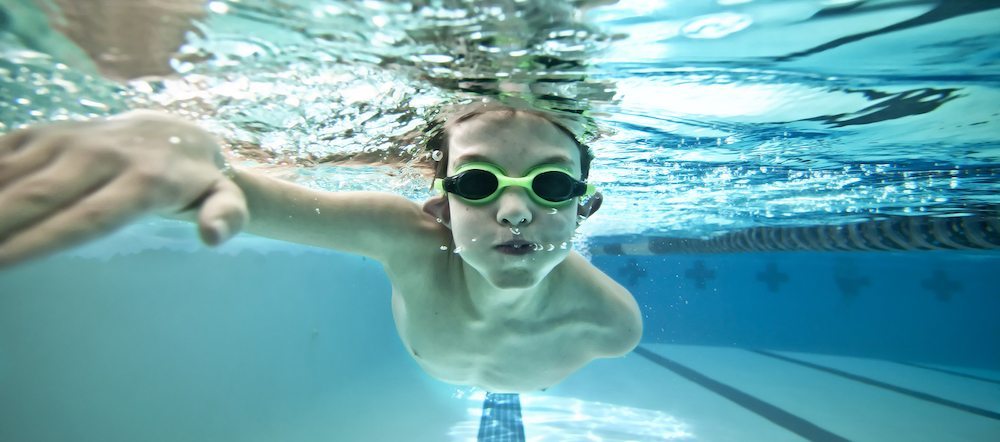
[{"x1": 0, "y1": 110, "x2": 248, "y2": 267}]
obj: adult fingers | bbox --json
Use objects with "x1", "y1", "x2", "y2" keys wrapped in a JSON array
[
  {"x1": 0, "y1": 138, "x2": 59, "y2": 187},
  {"x1": 0, "y1": 175, "x2": 158, "y2": 268},
  {"x1": 0, "y1": 128, "x2": 35, "y2": 155},
  {"x1": 196, "y1": 178, "x2": 248, "y2": 246},
  {"x1": 0, "y1": 152, "x2": 119, "y2": 237}
]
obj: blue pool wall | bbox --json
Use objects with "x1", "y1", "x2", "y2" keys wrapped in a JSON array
[{"x1": 595, "y1": 251, "x2": 1000, "y2": 369}]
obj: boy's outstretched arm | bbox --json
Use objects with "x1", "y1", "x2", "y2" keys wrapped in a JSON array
[
  {"x1": 227, "y1": 169, "x2": 446, "y2": 262},
  {"x1": 0, "y1": 110, "x2": 442, "y2": 268}
]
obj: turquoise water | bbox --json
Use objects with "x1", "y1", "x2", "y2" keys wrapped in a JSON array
[{"x1": 1, "y1": 1, "x2": 999, "y2": 441}]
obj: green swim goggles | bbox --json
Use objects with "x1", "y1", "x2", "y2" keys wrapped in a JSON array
[{"x1": 433, "y1": 162, "x2": 597, "y2": 208}]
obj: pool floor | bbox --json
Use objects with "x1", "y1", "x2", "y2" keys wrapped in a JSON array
[{"x1": 487, "y1": 344, "x2": 1000, "y2": 441}]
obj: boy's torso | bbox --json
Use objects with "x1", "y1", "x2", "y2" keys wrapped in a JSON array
[{"x1": 384, "y1": 247, "x2": 614, "y2": 393}]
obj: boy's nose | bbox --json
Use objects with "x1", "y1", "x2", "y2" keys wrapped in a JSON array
[{"x1": 496, "y1": 187, "x2": 533, "y2": 226}]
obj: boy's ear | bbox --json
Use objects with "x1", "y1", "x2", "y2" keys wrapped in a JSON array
[
  {"x1": 577, "y1": 191, "x2": 603, "y2": 220},
  {"x1": 422, "y1": 194, "x2": 451, "y2": 229}
]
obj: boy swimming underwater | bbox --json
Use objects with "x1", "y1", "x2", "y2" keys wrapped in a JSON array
[{"x1": 0, "y1": 103, "x2": 642, "y2": 393}]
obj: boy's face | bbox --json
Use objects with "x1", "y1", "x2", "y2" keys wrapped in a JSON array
[{"x1": 445, "y1": 112, "x2": 582, "y2": 289}]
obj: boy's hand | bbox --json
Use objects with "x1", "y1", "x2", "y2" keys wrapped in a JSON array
[{"x1": 0, "y1": 110, "x2": 248, "y2": 267}]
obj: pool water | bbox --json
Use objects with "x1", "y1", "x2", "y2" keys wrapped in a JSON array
[{"x1": 1, "y1": 1, "x2": 999, "y2": 441}]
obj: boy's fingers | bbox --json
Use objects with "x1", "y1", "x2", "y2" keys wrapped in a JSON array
[
  {"x1": 196, "y1": 178, "x2": 248, "y2": 246},
  {"x1": 0, "y1": 176, "x2": 153, "y2": 267},
  {"x1": 0, "y1": 153, "x2": 117, "y2": 237}
]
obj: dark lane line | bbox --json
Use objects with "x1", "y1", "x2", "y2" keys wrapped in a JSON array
[
  {"x1": 895, "y1": 361, "x2": 1000, "y2": 386},
  {"x1": 753, "y1": 350, "x2": 1000, "y2": 421},
  {"x1": 477, "y1": 392, "x2": 526, "y2": 442},
  {"x1": 634, "y1": 346, "x2": 849, "y2": 442}
]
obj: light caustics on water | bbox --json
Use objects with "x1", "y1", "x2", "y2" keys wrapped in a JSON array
[
  {"x1": 0, "y1": 0, "x2": 998, "y2": 252},
  {"x1": 446, "y1": 390, "x2": 693, "y2": 441}
]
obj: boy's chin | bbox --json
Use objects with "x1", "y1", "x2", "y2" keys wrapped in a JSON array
[
  {"x1": 486, "y1": 270, "x2": 543, "y2": 289},
  {"x1": 462, "y1": 248, "x2": 568, "y2": 289}
]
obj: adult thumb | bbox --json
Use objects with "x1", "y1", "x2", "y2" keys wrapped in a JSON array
[{"x1": 197, "y1": 178, "x2": 249, "y2": 246}]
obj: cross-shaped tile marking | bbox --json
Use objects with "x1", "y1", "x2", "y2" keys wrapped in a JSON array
[
  {"x1": 685, "y1": 260, "x2": 715, "y2": 290},
  {"x1": 757, "y1": 262, "x2": 789, "y2": 293},
  {"x1": 834, "y1": 259, "x2": 870, "y2": 299},
  {"x1": 617, "y1": 258, "x2": 648, "y2": 288},
  {"x1": 921, "y1": 269, "x2": 963, "y2": 302}
]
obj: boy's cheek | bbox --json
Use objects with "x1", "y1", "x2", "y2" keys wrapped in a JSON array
[{"x1": 543, "y1": 210, "x2": 578, "y2": 233}]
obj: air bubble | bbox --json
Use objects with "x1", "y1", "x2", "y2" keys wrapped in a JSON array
[
  {"x1": 453, "y1": 247, "x2": 463, "y2": 254},
  {"x1": 510, "y1": 227, "x2": 520, "y2": 235},
  {"x1": 560, "y1": 242, "x2": 568, "y2": 249},
  {"x1": 315, "y1": 208, "x2": 321, "y2": 214},
  {"x1": 78, "y1": 98, "x2": 108, "y2": 110},
  {"x1": 208, "y1": 1, "x2": 230, "y2": 14},
  {"x1": 168, "y1": 136, "x2": 181, "y2": 144},
  {"x1": 435, "y1": 218, "x2": 443, "y2": 223},
  {"x1": 546, "y1": 244, "x2": 555, "y2": 251},
  {"x1": 431, "y1": 150, "x2": 443, "y2": 161},
  {"x1": 549, "y1": 208, "x2": 558, "y2": 215},
  {"x1": 532, "y1": 243, "x2": 544, "y2": 251},
  {"x1": 439, "y1": 245, "x2": 448, "y2": 251}
]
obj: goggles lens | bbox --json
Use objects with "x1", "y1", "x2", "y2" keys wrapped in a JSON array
[
  {"x1": 453, "y1": 169, "x2": 498, "y2": 200},
  {"x1": 532, "y1": 171, "x2": 576, "y2": 202}
]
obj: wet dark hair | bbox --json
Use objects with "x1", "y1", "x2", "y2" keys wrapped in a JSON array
[{"x1": 424, "y1": 102, "x2": 594, "y2": 181}]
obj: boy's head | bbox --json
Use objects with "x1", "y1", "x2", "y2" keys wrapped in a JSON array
[
  {"x1": 422, "y1": 102, "x2": 602, "y2": 289},
  {"x1": 425, "y1": 102, "x2": 595, "y2": 182}
]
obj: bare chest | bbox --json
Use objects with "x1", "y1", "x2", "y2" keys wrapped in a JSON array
[{"x1": 388, "y1": 283, "x2": 600, "y2": 392}]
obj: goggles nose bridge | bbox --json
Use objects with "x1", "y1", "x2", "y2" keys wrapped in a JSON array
[{"x1": 495, "y1": 179, "x2": 532, "y2": 201}]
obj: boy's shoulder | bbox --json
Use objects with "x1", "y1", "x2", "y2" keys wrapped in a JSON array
[
  {"x1": 376, "y1": 199, "x2": 455, "y2": 274},
  {"x1": 555, "y1": 252, "x2": 643, "y2": 357}
]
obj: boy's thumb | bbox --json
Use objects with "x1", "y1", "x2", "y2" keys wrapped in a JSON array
[{"x1": 197, "y1": 178, "x2": 249, "y2": 246}]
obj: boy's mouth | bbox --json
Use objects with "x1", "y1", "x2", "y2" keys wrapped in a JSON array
[{"x1": 494, "y1": 240, "x2": 535, "y2": 255}]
